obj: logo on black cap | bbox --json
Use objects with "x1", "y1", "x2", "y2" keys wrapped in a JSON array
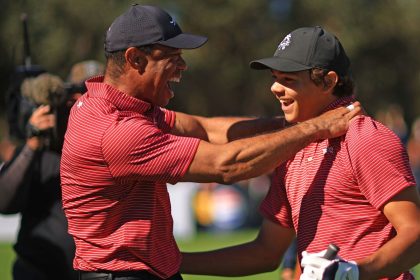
[{"x1": 277, "y1": 34, "x2": 291, "y2": 51}]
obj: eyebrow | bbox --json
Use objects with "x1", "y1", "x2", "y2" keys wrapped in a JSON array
[
  {"x1": 155, "y1": 47, "x2": 182, "y2": 57},
  {"x1": 165, "y1": 50, "x2": 182, "y2": 56},
  {"x1": 272, "y1": 71, "x2": 298, "y2": 78}
]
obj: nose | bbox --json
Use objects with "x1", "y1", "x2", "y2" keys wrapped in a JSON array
[
  {"x1": 177, "y1": 56, "x2": 187, "y2": 71},
  {"x1": 271, "y1": 82, "x2": 284, "y2": 97}
]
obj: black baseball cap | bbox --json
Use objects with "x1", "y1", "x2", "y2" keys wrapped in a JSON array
[
  {"x1": 250, "y1": 26, "x2": 350, "y2": 75},
  {"x1": 105, "y1": 4, "x2": 208, "y2": 52}
]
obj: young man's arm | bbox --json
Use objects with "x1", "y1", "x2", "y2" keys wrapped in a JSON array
[
  {"x1": 180, "y1": 104, "x2": 361, "y2": 184},
  {"x1": 357, "y1": 186, "x2": 420, "y2": 280},
  {"x1": 181, "y1": 219, "x2": 295, "y2": 276}
]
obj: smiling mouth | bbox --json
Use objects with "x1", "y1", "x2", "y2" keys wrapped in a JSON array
[
  {"x1": 166, "y1": 76, "x2": 181, "y2": 97},
  {"x1": 280, "y1": 99, "x2": 294, "y2": 107},
  {"x1": 169, "y1": 76, "x2": 181, "y2": 83},
  {"x1": 168, "y1": 76, "x2": 181, "y2": 87}
]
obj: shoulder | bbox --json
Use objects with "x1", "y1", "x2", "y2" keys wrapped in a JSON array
[
  {"x1": 345, "y1": 115, "x2": 408, "y2": 162},
  {"x1": 107, "y1": 113, "x2": 160, "y2": 140},
  {"x1": 103, "y1": 110, "x2": 172, "y2": 153},
  {"x1": 346, "y1": 115, "x2": 403, "y2": 146}
]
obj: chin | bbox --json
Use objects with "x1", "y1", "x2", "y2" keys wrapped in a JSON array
[
  {"x1": 159, "y1": 99, "x2": 170, "y2": 107},
  {"x1": 284, "y1": 115, "x2": 298, "y2": 124}
]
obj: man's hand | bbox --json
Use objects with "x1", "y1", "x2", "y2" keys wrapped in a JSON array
[
  {"x1": 28, "y1": 105, "x2": 55, "y2": 132},
  {"x1": 26, "y1": 105, "x2": 55, "y2": 150},
  {"x1": 306, "y1": 101, "x2": 362, "y2": 140},
  {"x1": 300, "y1": 250, "x2": 359, "y2": 280}
]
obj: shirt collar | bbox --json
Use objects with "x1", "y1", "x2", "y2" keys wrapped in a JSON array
[
  {"x1": 320, "y1": 96, "x2": 356, "y2": 114},
  {"x1": 85, "y1": 76, "x2": 152, "y2": 113}
]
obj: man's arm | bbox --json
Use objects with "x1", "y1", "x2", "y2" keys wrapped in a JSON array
[
  {"x1": 181, "y1": 219, "x2": 295, "y2": 276},
  {"x1": 181, "y1": 103, "x2": 361, "y2": 183},
  {"x1": 357, "y1": 186, "x2": 420, "y2": 280},
  {"x1": 172, "y1": 112, "x2": 286, "y2": 144},
  {"x1": 0, "y1": 145, "x2": 35, "y2": 212},
  {"x1": 0, "y1": 105, "x2": 54, "y2": 212}
]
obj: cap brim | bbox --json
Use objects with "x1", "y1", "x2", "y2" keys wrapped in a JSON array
[
  {"x1": 250, "y1": 57, "x2": 312, "y2": 72},
  {"x1": 158, "y1": 33, "x2": 208, "y2": 49}
]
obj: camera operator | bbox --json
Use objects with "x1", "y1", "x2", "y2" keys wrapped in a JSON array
[{"x1": 0, "y1": 65, "x2": 101, "y2": 280}]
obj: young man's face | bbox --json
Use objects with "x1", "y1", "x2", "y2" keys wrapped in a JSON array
[{"x1": 270, "y1": 70, "x2": 332, "y2": 123}]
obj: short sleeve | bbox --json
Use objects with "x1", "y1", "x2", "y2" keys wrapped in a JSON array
[
  {"x1": 346, "y1": 116, "x2": 416, "y2": 209},
  {"x1": 103, "y1": 114, "x2": 200, "y2": 185},
  {"x1": 259, "y1": 167, "x2": 294, "y2": 228},
  {"x1": 152, "y1": 107, "x2": 175, "y2": 133}
]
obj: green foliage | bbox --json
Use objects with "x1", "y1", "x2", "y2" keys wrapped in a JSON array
[
  {"x1": 0, "y1": 243, "x2": 14, "y2": 280},
  {"x1": 294, "y1": 0, "x2": 420, "y2": 123},
  {"x1": 1, "y1": 0, "x2": 419, "y2": 125}
]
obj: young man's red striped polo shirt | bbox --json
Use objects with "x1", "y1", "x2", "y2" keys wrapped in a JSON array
[
  {"x1": 60, "y1": 76, "x2": 200, "y2": 278},
  {"x1": 260, "y1": 97, "x2": 416, "y2": 280}
]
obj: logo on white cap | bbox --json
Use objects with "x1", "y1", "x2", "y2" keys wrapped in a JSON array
[{"x1": 278, "y1": 34, "x2": 291, "y2": 51}]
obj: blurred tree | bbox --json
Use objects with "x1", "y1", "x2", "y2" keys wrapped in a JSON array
[
  {"x1": 0, "y1": 0, "x2": 419, "y2": 129},
  {"x1": 293, "y1": 0, "x2": 420, "y2": 127},
  {"x1": 164, "y1": 0, "x2": 293, "y2": 116}
]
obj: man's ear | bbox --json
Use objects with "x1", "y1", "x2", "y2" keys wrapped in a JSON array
[
  {"x1": 125, "y1": 47, "x2": 147, "y2": 72},
  {"x1": 323, "y1": 71, "x2": 339, "y2": 91}
]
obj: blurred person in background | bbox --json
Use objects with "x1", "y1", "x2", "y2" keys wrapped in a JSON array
[
  {"x1": 66, "y1": 60, "x2": 104, "y2": 99},
  {"x1": 0, "y1": 72, "x2": 77, "y2": 280},
  {"x1": 0, "y1": 60, "x2": 103, "y2": 280},
  {"x1": 375, "y1": 103, "x2": 409, "y2": 145},
  {"x1": 280, "y1": 238, "x2": 298, "y2": 280},
  {"x1": 60, "y1": 5, "x2": 360, "y2": 280},
  {"x1": 180, "y1": 26, "x2": 420, "y2": 280}
]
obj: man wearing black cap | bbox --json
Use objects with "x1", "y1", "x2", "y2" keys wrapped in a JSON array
[
  {"x1": 61, "y1": 6, "x2": 362, "y2": 280},
  {"x1": 181, "y1": 27, "x2": 420, "y2": 280}
]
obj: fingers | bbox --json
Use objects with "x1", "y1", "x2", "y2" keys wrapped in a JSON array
[
  {"x1": 344, "y1": 101, "x2": 362, "y2": 119},
  {"x1": 36, "y1": 114, "x2": 56, "y2": 130},
  {"x1": 346, "y1": 104, "x2": 355, "y2": 111},
  {"x1": 29, "y1": 105, "x2": 56, "y2": 131},
  {"x1": 32, "y1": 105, "x2": 51, "y2": 117},
  {"x1": 301, "y1": 255, "x2": 325, "y2": 268}
]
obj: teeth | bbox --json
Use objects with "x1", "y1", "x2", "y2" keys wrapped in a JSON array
[
  {"x1": 169, "y1": 77, "x2": 180, "y2": 83},
  {"x1": 281, "y1": 99, "x2": 293, "y2": 106}
]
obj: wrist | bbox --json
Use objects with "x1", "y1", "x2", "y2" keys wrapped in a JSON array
[
  {"x1": 26, "y1": 137, "x2": 42, "y2": 151},
  {"x1": 299, "y1": 120, "x2": 323, "y2": 142},
  {"x1": 26, "y1": 123, "x2": 42, "y2": 139}
]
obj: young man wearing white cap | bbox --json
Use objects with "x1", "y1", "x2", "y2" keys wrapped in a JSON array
[
  {"x1": 60, "y1": 5, "x2": 361, "y2": 280},
  {"x1": 181, "y1": 26, "x2": 420, "y2": 280}
]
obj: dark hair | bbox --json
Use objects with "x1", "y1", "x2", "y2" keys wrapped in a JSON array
[
  {"x1": 309, "y1": 68, "x2": 354, "y2": 97},
  {"x1": 104, "y1": 45, "x2": 154, "y2": 79}
]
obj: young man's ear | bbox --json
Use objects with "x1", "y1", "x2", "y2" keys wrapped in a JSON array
[
  {"x1": 125, "y1": 47, "x2": 147, "y2": 72},
  {"x1": 323, "y1": 71, "x2": 339, "y2": 91}
]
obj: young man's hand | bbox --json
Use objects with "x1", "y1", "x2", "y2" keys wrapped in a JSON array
[{"x1": 300, "y1": 250, "x2": 359, "y2": 280}]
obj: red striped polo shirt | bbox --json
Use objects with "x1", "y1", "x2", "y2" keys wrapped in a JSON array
[
  {"x1": 260, "y1": 97, "x2": 416, "y2": 280},
  {"x1": 60, "y1": 76, "x2": 200, "y2": 278}
]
